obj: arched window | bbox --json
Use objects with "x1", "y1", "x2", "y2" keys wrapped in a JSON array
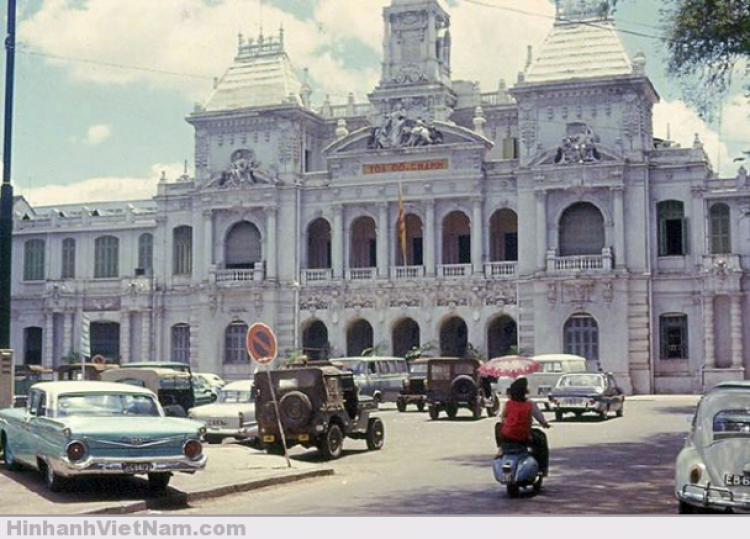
[
  {"x1": 173, "y1": 226, "x2": 193, "y2": 276},
  {"x1": 347, "y1": 319, "x2": 374, "y2": 356},
  {"x1": 660, "y1": 314, "x2": 688, "y2": 359},
  {"x1": 225, "y1": 221, "x2": 262, "y2": 269},
  {"x1": 657, "y1": 200, "x2": 688, "y2": 256},
  {"x1": 171, "y1": 324, "x2": 191, "y2": 364},
  {"x1": 709, "y1": 203, "x2": 731, "y2": 255},
  {"x1": 442, "y1": 211, "x2": 471, "y2": 264},
  {"x1": 94, "y1": 236, "x2": 119, "y2": 278},
  {"x1": 307, "y1": 219, "x2": 332, "y2": 269},
  {"x1": 489, "y1": 209, "x2": 518, "y2": 262},
  {"x1": 23, "y1": 239, "x2": 45, "y2": 281},
  {"x1": 61, "y1": 238, "x2": 76, "y2": 279},
  {"x1": 350, "y1": 217, "x2": 377, "y2": 268},
  {"x1": 563, "y1": 314, "x2": 599, "y2": 361},
  {"x1": 224, "y1": 322, "x2": 249, "y2": 364},
  {"x1": 559, "y1": 203, "x2": 604, "y2": 256},
  {"x1": 138, "y1": 233, "x2": 154, "y2": 275}
]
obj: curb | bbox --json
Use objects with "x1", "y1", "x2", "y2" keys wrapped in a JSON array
[{"x1": 79, "y1": 468, "x2": 335, "y2": 515}]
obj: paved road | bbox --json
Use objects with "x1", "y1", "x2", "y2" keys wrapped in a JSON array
[{"x1": 153, "y1": 395, "x2": 700, "y2": 515}]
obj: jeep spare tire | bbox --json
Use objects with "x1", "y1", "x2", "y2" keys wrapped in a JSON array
[
  {"x1": 279, "y1": 391, "x2": 312, "y2": 428},
  {"x1": 451, "y1": 375, "x2": 477, "y2": 401}
]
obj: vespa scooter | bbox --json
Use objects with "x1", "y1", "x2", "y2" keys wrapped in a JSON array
[{"x1": 492, "y1": 427, "x2": 547, "y2": 497}]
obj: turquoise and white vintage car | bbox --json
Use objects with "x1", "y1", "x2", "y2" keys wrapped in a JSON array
[
  {"x1": 675, "y1": 381, "x2": 750, "y2": 513},
  {"x1": 0, "y1": 381, "x2": 207, "y2": 492}
]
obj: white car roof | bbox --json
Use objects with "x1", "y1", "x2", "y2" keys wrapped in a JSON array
[
  {"x1": 222, "y1": 380, "x2": 253, "y2": 391},
  {"x1": 31, "y1": 380, "x2": 155, "y2": 397}
]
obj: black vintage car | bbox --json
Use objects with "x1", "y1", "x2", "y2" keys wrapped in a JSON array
[
  {"x1": 547, "y1": 372, "x2": 625, "y2": 421},
  {"x1": 253, "y1": 364, "x2": 385, "y2": 460},
  {"x1": 396, "y1": 358, "x2": 429, "y2": 412},
  {"x1": 425, "y1": 357, "x2": 499, "y2": 420}
]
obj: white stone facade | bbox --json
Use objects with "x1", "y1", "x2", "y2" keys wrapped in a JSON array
[{"x1": 9, "y1": 0, "x2": 750, "y2": 394}]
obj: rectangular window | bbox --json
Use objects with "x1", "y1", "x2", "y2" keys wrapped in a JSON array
[
  {"x1": 23, "y1": 240, "x2": 45, "y2": 281},
  {"x1": 173, "y1": 227, "x2": 193, "y2": 276},
  {"x1": 171, "y1": 325, "x2": 191, "y2": 364},
  {"x1": 660, "y1": 315, "x2": 689, "y2": 359},
  {"x1": 94, "y1": 236, "x2": 119, "y2": 278},
  {"x1": 61, "y1": 238, "x2": 76, "y2": 279},
  {"x1": 138, "y1": 233, "x2": 154, "y2": 275}
]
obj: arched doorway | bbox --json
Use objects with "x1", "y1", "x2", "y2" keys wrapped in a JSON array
[
  {"x1": 440, "y1": 316, "x2": 468, "y2": 357},
  {"x1": 302, "y1": 320, "x2": 329, "y2": 360},
  {"x1": 347, "y1": 319, "x2": 374, "y2": 356},
  {"x1": 487, "y1": 315, "x2": 517, "y2": 358},
  {"x1": 307, "y1": 218, "x2": 332, "y2": 269},
  {"x1": 350, "y1": 216, "x2": 377, "y2": 268},
  {"x1": 559, "y1": 202, "x2": 604, "y2": 256},
  {"x1": 442, "y1": 211, "x2": 471, "y2": 264},
  {"x1": 392, "y1": 318, "x2": 420, "y2": 358},
  {"x1": 225, "y1": 221, "x2": 262, "y2": 269}
]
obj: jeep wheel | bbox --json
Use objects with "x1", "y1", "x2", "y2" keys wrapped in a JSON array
[
  {"x1": 366, "y1": 418, "x2": 385, "y2": 450},
  {"x1": 417, "y1": 401, "x2": 425, "y2": 413},
  {"x1": 279, "y1": 391, "x2": 312, "y2": 428},
  {"x1": 451, "y1": 375, "x2": 477, "y2": 402},
  {"x1": 396, "y1": 400, "x2": 406, "y2": 413},
  {"x1": 428, "y1": 406, "x2": 439, "y2": 420},
  {"x1": 446, "y1": 404, "x2": 458, "y2": 419},
  {"x1": 319, "y1": 424, "x2": 344, "y2": 460},
  {"x1": 267, "y1": 442, "x2": 285, "y2": 456},
  {"x1": 487, "y1": 394, "x2": 500, "y2": 417}
]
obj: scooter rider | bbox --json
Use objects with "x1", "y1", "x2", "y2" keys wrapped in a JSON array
[{"x1": 497, "y1": 377, "x2": 550, "y2": 475}]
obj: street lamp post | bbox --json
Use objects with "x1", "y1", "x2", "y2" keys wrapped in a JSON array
[{"x1": 0, "y1": 0, "x2": 17, "y2": 349}]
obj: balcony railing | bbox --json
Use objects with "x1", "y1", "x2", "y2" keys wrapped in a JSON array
[
  {"x1": 484, "y1": 261, "x2": 517, "y2": 279},
  {"x1": 302, "y1": 268, "x2": 333, "y2": 284},
  {"x1": 547, "y1": 248, "x2": 612, "y2": 273},
  {"x1": 212, "y1": 266, "x2": 264, "y2": 283},
  {"x1": 346, "y1": 267, "x2": 376, "y2": 281},
  {"x1": 392, "y1": 266, "x2": 426, "y2": 280},
  {"x1": 437, "y1": 264, "x2": 472, "y2": 279}
]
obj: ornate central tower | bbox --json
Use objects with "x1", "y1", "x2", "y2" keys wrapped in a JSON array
[{"x1": 368, "y1": 0, "x2": 456, "y2": 125}]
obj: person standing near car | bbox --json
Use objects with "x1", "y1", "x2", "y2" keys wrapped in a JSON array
[{"x1": 497, "y1": 377, "x2": 550, "y2": 475}]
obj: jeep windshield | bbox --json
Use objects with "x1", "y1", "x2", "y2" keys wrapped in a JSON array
[
  {"x1": 272, "y1": 369, "x2": 320, "y2": 391},
  {"x1": 409, "y1": 363, "x2": 428, "y2": 376}
]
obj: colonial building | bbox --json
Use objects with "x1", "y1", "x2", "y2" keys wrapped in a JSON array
[{"x1": 9, "y1": 0, "x2": 750, "y2": 394}]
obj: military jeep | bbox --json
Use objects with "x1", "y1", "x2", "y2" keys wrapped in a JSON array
[
  {"x1": 252, "y1": 365, "x2": 385, "y2": 460},
  {"x1": 396, "y1": 358, "x2": 429, "y2": 412},
  {"x1": 425, "y1": 357, "x2": 499, "y2": 420}
]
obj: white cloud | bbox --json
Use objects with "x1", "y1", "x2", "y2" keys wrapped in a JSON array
[
  {"x1": 652, "y1": 98, "x2": 746, "y2": 177},
  {"x1": 18, "y1": 163, "x2": 184, "y2": 206},
  {"x1": 83, "y1": 124, "x2": 111, "y2": 146}
]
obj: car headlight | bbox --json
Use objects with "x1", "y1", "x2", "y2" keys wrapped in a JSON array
[
  {"x1": 183, "y1": 439, "x2": 203, "y2": 460},
  {"x1": 66, "y1": 440, "x2": 87, "y2": 462}
]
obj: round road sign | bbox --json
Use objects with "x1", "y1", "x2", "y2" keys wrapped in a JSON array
[
  {"x1": 246, "y1": 323, "x2": 278, "y2": 364},
  {"x1": 91, "y1": 354, "x2": 105, "y2": 365}
]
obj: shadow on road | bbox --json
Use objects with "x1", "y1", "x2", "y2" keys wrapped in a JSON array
[{"x1": 336, "y1": 432, "x2": 685, "y2": 515}]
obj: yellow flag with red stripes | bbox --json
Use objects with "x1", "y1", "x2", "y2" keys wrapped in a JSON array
[{"x1": 398, "y1": 182, "x2": 407, "y2": 265}]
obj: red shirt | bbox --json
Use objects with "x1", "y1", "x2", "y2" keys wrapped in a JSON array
[{"x1": 500, "y1": 400, "x2": 532, "y2": 442}]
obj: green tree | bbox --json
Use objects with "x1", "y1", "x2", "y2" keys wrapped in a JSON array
[{"x1": 661, "y1": 0, "x2": 750, "y2": 119}]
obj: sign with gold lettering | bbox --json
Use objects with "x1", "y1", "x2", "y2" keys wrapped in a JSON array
[{"x1": 362, "y1": 159, "x2": 449, "y2": 175}]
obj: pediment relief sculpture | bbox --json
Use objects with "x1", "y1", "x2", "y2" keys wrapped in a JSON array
[
  {"x1": 207, "y1": 148, "x2": 280, "y2": 188},
  {"x1": 368, "y1": 109, "x2": 444, "y2": 150},
  {"x1": 554, "y1": 123, "x2": 601, "y2": 165}
]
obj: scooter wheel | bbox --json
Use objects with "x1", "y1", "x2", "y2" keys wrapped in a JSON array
[
  {"x1": 532, "y1": 475, "x2": 543, "y2": 494},
  {"x1": 507, "y1": 484, "x2": 520, "y2": 498}
]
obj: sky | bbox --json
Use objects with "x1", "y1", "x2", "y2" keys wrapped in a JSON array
[{"x1": 1, "y1": 0, "x2": 748, "y2": 207}]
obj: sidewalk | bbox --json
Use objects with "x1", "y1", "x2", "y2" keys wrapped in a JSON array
[{"x1": 0, "y1": 444, "x2": 334, "y2": 516}]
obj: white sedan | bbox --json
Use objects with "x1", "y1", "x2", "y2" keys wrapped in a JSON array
[
  {"x1": 675, "y1": 381, "x2": 750, "y2": 513},
  {"x1": 188, "y1": 380, "x2": 257, "y2": 445}
]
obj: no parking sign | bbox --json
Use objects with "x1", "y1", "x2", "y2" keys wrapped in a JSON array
[{"x1": 246, "y1": 323, "x2": 278, "y2": 365}]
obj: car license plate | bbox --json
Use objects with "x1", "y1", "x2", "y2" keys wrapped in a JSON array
[
  {"x1": 123, "y1": 462, "x2": 153, "y2": 474},
  {"x1": 724, "y1": 474, "x2": 750, "y2": 487},
  {"x1": 563, "y1": 398, "x2": 583, "y2": 406},
  {"x1": 298, "y1": 434, "x2": 309, "y2": 441}
]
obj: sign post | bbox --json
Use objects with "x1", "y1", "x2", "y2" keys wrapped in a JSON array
[
  {"x1": 79, "y1": 313, "x2": 91, "y2": 379},
  {"x1": 246, "y1": 323, "x2": 290, "y2": 467}
]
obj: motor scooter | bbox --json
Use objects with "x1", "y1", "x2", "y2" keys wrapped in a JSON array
[{"x1": 492, "y1": 426, "x2": 546, "y2": 497}]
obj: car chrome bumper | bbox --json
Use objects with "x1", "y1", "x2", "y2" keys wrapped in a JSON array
[
  {"x1": 48, "y1": 453, "x2": 207, "y2": 478},
  {"x1": 678, "y1": 483, "x2": 750, "y2": 511},
  {"x1": 205, "y1": 425, "x2": 258, "y2": 439}
]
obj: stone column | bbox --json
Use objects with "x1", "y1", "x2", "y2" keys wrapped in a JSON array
[
  {"x1": 471, "y1": 198, "x2": 483, "y2": 275},
  {"x1": 44, "y1": 313, "x2": 54, "y2": 367},
  {"x1": 121, "y1": 311, "x2": 131, "y2": 364},
  {"x1": 536, "y1": 190, "x2": 547, "y2": 271},
  {"x1": 378, "y1": 203, "x2": 389, "y2": 278},
  {"x1": 198, "y1": 209, "x2": 212, "y2": 279},
  {"x1": 63, "y1": 312, "x2": 73, "y2": 359},
  {"x1": 141, "y1": 311, "x2": 151, "y2": 361},
  {"x1": 332, "y1": 205, "x2": 344, "y2": 279},
  {"x1": 612, "y1": 186, "x2": 625, "y2": 268},
  {"x1": 266, "y1": 206, "x2": 278, "y2": 281},
  {"x1": 731, "y1": 294, "x2": 744, "y2": 367},
  {"x1": 425, "y1": 201, "x2": 436, "y2": 277},
  {"x1": 703, "y1": 296, "x2": 715, "y2": 368}
]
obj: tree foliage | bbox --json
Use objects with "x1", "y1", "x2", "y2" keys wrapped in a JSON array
[{"x1": 661, "y1": 0, "x2": 750, "y2": 118}]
